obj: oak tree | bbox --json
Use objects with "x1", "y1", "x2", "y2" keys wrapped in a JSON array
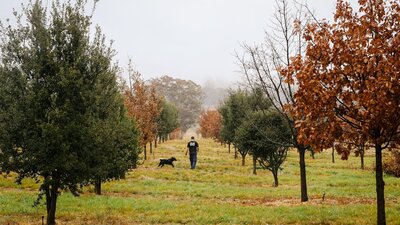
[
  {"x1": 124, "y1": 67, "x2": 161, "y2": 160},
  {"x1": 283, "y1": 0, "x2": 400, "y2": 223},
  {"x1": 199, "y1": 109, "x2": 222, "y2": 141}
]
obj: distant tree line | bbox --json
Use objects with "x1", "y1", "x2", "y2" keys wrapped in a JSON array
[{"x1": 151, "y1": 75, "x2": 204, "y2": 134}]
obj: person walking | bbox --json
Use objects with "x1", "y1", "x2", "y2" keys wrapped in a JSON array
[{"x1": 185, "y1": 136, "x2": 199, "y2": 169}]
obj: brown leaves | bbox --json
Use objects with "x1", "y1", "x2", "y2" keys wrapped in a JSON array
[
  {"x1": 282, "y1": 0, "x2": 400, "y2": 150},
  {"x1": 124, "y1": 73, "x2": 161, "y2": 146},
  {"x1": 198, "y1": 110, "x2": 222, "y2": 140}
]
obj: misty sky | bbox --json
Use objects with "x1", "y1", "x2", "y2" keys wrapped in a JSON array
[{"x1": 0, "y1": 0, "x2": 357, "y2": 87}]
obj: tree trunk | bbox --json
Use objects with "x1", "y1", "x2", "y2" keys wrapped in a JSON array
[
  {"x1": 228, "y1": 143, "x2": 231, "y2": 154},
  {"x1": 360, "y1": 144, "x2": 365, "y2": 170},
  {"x1": 272, "y1": 170, "x2": 278, "y2": 187},
  {"x1": 241, "y1": 155, "x2": 246, "y2": 166},
  {"x1": 299, "y1": 146, "x2": 308, "y2": 202},
  {"x1": 150, "y1": 142, "x2": 153, "y2": 154},
  {"x1": 94, "y1": 179, "x2": 101, "y2": 195},
  {"x1": 332, "y1": 144, "x2": 335, "y2": 163},
  {"x1": 252, "y1": 155, "x2": 257, "y2": 175},
  {"x1": 144, "y1": 145, "x2": 147, "y2": 160},
  {"x1": 234, "y1": 146, "x2": 237, "y2": 159},
  {"x1": 45, "y1": 185, "x2": 51, "y2": 215},
  {"x1": 375, "y1": 143, "x2": 386, "y2": 225},
  {"x1": 46, "y1": 179, "x2": 59, "y2": 225},
  {"x1": 154, "y1": 138, "x2": 157, "y2": 149}
]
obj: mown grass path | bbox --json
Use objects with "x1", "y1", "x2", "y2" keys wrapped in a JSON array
[{"x1": 0, "y1": 138, "x2": 399, "y2": 224}]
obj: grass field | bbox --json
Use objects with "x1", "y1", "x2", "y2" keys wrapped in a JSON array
[{"x1": 0, "y1": 138, "x2": 399, "y2": 224}]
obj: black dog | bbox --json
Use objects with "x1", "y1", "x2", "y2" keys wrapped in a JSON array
[{"x1": 158, "y1": 157, "x2": 177, "y2": 168}]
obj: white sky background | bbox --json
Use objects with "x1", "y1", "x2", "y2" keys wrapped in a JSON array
[{"x1": 0, "y1": 0, "x2": 357, "y2": 87}]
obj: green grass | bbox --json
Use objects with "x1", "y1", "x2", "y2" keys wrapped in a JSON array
[{"x1": 0, "y1": 138, "x2": 399, "y2": 224}]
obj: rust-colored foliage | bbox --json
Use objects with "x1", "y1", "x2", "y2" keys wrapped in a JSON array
[
  {"x1": 282, "y1": 0, "x2": 400, "y2": 224},
  {"x1": 283, "y1": 0, "x2": 400, "y2": 152},
  {"x1": 124, "y1": 71, "x2": 161, "y2": 148},
  {"x1": 169, "y1": 127, "x2": 182, "y2": 140},
  {"x1": 198, "y1": 110, "x2": 222, "y2": 140},
  {"x1": 383, "y1": 149, "x2": 400, "y2": 177}
]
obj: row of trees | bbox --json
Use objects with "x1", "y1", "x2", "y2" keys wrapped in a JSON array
[
  {"x1": 124, "y1": 63, "x2": 160, "y2": 160},
  {"x1": 124, "y1": 67, "x2": 181, "y2": 159},
  {"x1": 124, "y1": 72, "x2": 205, "y2": 159},
  {"x1": 235, "y1": 0, "x2": 400, "y2": 224}
]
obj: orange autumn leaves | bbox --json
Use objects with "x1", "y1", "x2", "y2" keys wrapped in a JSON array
[
  {"x1": 199, "y1": 110, "x2": 222, "y2": 141},
  {"x1": 281, "y1": 0, "x2": 400, "y2": 153},
  {"x1": 124, "y1": 71, "x2": 161, "y2": 148}
]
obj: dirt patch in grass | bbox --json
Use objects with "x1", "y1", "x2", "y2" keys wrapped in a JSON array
[
  {"x1": 234, "y1": 197, "x2": 398, "y2": 206},
  {"x1": 55, "y1": 215, "x2": 134, "y2": 225},
  {"x1": 100, "y1": 190, "x2": 396, "y2": 209},
  {"x1": 0, "y1": 186, "x2": 37, "y2": 193}
]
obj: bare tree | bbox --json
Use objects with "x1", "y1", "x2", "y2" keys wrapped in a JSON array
[{"x1": 237, "y1": 0, "x2": 311, "y2": 202}]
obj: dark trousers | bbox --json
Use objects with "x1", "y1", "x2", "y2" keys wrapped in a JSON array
[{"x1": 189, "y1": 152, "x2": 197, "y2": 169}]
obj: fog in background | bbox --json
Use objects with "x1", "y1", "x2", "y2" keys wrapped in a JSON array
[{"x1": 0, "y1": 0, "x2": 357, "y2": 106}]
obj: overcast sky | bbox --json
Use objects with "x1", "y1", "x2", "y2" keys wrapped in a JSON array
[{"x1": 0, "y1": 0, "x2": 357, "y2": 87}]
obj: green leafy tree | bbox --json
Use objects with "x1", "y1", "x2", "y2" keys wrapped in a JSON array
[
  {"x1": 219, "y1": 88, "x2": 271, "y2": 164},
  {"x1": 88, "y1": 110, "x2": 140, "y2": 195},
  {"x1": 0, "y1": 1, "x2": 140, "y2": 224},
  {"x1": 157, "y1": 99, "x2": 179, "y2": 142},
  {"x1": 235, "y1": 110, "x2": 291, "y2": 186},
  {"x1": 219, "y1": 90, "x2": 250, "y2": 163},
  {"x1": 218, "y1": 102, "x2": 234, "y2": 153}
]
